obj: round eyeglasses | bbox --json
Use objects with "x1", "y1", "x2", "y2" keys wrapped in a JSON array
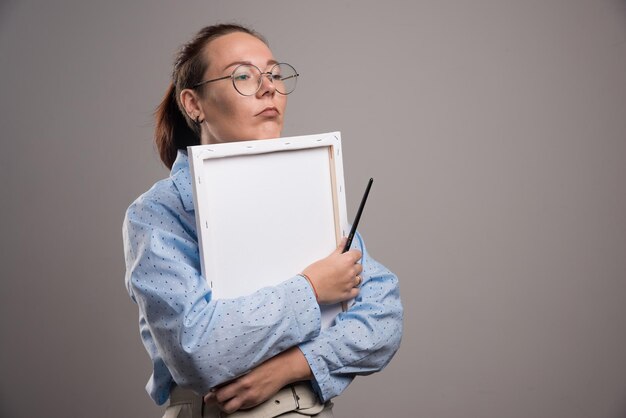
[{"x1": 192, "y1": 63, "x2": 299, "y2": 96}]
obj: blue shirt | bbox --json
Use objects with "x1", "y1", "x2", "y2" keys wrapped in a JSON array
[{"x1": 123, "y1": 150, "x2": 403, "y2": 405}]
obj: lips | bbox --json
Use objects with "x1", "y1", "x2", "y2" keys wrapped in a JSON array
[{"x1": 256, "y1": 106, "x2": 280, "y2": 117}]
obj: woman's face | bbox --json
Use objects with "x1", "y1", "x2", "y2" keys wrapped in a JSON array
[{"x1": 196, "y1": 32, "x2": 287, "y2": 144}]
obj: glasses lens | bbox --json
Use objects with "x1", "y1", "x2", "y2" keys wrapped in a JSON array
[
  {"x1": 271, "y1": 63, "x2": 298, "y2": 95},
  {"x1": 232, "y1": 64, "x2": 262, "y2": 96}
]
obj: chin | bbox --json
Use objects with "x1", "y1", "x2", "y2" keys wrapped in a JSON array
[{"x1": 255, "y1": 127, "x2": 283, "y2": 140}]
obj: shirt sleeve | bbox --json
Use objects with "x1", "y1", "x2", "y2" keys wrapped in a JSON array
[
  {"x1": 123, "y1": 191, "x2": 322, "y2": 395},
  {"x1": 298, "y1": 232, "x2": 404, "y2": 401}
]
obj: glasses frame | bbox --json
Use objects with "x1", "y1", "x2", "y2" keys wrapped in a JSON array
[{"x1": 191, "y1": 62, "x2": 299, "y2": 96}]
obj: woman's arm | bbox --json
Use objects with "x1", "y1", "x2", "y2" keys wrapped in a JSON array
[
  {"x1": 123, "y1": 187, "x2": 364, "y2": 398},
  {"x1": 212, "y1": 232, "x2": 403, "y2": 409},
  {"x1": 123, "y1": 191, "x2": 322, "y2": 395},
  {"x1": 207, "y1": 347, "x2": 312, "y2": 413},
  {"x1": 299, "y1": 232, "x2": 403, "y2": 401}
]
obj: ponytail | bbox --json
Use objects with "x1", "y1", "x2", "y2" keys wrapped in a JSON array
[{"x1": 154, "y1": 82, "x2": 200, "y2": 169}]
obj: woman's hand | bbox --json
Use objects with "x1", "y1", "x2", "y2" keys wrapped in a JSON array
[
  {"x1": 204, "y1": 347, "x2": 312, "y2": 414},
  {"x1": 302, "y1": 238, "x2": 363, "y2": 305}
]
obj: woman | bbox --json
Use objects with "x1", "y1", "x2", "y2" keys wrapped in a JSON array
[{"x1": 123, "y1": 24, "x2": 403, "y2": 417}]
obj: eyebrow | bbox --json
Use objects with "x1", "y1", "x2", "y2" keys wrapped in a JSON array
[{"x1": 222, "y1": 59, "x2": 279, "y2": 71}]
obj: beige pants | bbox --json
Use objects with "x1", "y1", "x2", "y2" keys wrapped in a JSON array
[{"x1": 163, "y1": 382, "x2": 334, "y2": 418}]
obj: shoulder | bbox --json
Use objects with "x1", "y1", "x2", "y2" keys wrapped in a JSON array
[
  {"x1": 126, "y1": 150, "x2": 194, "y2": 220},
  {"x1": 123, "y1": 151, "x2": 197, "y2": 245},
  {"x1": 124, "y1": 173, "x2": 198, "y2": 243},
  {"x1": 123, "y1": 176, "x2": 199, "y2": 265},
  {"x1": 125, "y1": 177, "x2": 185, "y2": 225}
]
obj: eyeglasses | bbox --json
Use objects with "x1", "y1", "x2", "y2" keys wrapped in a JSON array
[{"x1": 192, "y1": 63, "x2": 299, "y2": 96}]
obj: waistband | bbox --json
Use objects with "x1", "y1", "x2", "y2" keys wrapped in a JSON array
[{"x1": 169, "y1": 382, "x2": 326, "y2": 417}]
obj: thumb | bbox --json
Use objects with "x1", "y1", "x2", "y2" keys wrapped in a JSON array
[{"x1": 334, "y1": 237, "x2": 348, "y2": 254}]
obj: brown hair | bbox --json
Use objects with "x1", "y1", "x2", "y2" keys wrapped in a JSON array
[{"x1": 154, "y1": 24, "x2": 267, "y2": 169}]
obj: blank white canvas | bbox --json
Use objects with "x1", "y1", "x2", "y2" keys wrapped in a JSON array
[{"x1": 189, "y1": 132, "x2": 347, "y2": 328}]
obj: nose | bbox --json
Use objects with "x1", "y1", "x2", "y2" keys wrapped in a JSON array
[{"x1": 256, "y1": 72, "x2": 276, "y2": 97}]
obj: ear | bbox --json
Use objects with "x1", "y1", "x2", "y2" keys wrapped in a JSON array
[{"x1": 180, "y1": 88, "x2": 205, "y2": 122}]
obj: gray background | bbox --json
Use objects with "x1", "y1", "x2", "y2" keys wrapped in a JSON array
[{"x1": 1, "y1": 1, "x2": 625, "y2": 417}]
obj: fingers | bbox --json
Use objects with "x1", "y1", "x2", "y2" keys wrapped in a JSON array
[
  {"x1": 354, "y1": 275, "x2": 362, "y2": 287},
  {"x1": 214, "y1": 380, "x2": 242, "y2": 405},
  {"x1": 334, "y1": 237, "x2": 348, "y2": 254},
  {"x1": 354, "y1": 263, "x2": 363, "y2": 276},
  {"x1": 222, "y1": 398, "x2": 244, "y2": 415},
  {"x1": 203, "y1": 390, "x2": 216, "y2": 405},
  {"x1": 347, "y1": 287, "x2": 360, "y2": 300},
  {"x1": 304, "y1": 239, "x2": 364, "y2": 304},
  {"x1": 213, "y1": 387, "x2": 242, "y2": 415},
  {"x1": 345, "y1": 249, "x2": 362, "y2": 263},
  {"x1": 332, "y1": 237, "x2": 361, "y2": 262},
  {"x1": 212, "y1": 374, "x2": 265, "y2": 414},
  {"x1": 349, "y1": 262, "x2": 363, "y2": 279}
]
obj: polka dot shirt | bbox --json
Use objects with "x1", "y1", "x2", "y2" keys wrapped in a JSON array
[{"x1": 122, "y1": 151, "x2": 403, "y2": 405}]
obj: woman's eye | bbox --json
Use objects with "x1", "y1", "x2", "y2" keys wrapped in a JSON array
[
  {"x1": 272, "y1": 74, "x2": 283, "y2": 81},
  {"x1": 234, "y1": 74, "x2": 251, "y2": 81}
]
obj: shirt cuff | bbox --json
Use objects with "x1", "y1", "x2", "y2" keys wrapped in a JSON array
[
  {"x1": 298, "y1": 338, "x2": 332, "y2": 401},
  {"x1": 277, "y1": 275, "x2": 322, "y2": 342}
]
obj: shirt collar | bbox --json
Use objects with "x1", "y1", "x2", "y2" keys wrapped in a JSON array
[{"x1": 170, "y1": 150, "x2": 195, "y2": 212}]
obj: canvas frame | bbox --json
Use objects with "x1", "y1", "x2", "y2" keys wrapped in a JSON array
[{"x1": 188, "y1": 132, "x2": 348, "y2": 327}]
